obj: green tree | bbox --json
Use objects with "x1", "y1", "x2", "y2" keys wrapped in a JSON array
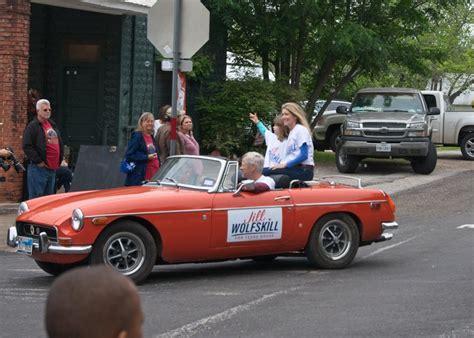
[
  {"x1": 424, "y1": 1, "x2": 473, "y2": 103},
  {"x1": 215, "y1": 0, "x2": 466, "y2": 128}
]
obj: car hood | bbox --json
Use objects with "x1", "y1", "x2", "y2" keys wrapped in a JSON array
[
  {"x1": 18, "y1": 185, "x2": 203, "y2": 225},
  {"x1": 347, "y1": 111, "x2": 425, "y2": 123}
]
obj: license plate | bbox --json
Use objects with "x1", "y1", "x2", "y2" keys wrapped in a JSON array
[
  {"x1": 376, "y1": 143, "x2": 391, "y2": 152},
  {"x1": 17, "y1": 236, "x2": 33, "y2": 255}
]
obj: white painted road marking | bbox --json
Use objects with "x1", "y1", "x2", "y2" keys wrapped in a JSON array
[
  {"x1": 457, "y1": 224, "x2": 474, "y2": 229},
  {"x1": 360, "y1": 236, "x2": 417, "y2": 260},
  {"x1": 154, "y1": 286, "x2": 303, "y2": 338}
]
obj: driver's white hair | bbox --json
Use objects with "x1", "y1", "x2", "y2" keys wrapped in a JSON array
[
  {"x1": 242, "y1": 151, "x2": 264, "y2": 172},
  {"x1": 36, "y1": 99, "x2": 50, "y2": 110}
]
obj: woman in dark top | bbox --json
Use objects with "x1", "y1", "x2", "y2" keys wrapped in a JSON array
[{"x1": 124, "y1": 112, "x2": 160, "y2": 186}]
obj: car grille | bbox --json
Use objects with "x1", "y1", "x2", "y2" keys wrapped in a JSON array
[
  {"x1": 362, "y1": 122, "x2": 407, "y2": 128},
  {"x1": 16, "y1": 222, "x2": 58, "y2": 241},
  {"x1": 364, "y1": 131, "x2": 406, "y2": 137},
  {"x1": 362, "y1": 122, "x2": 407, "y2": 138}
]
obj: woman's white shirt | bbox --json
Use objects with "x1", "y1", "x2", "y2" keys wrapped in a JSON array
[{"x1": 284, "y1": 124, "x2": 314, "y2": 166}]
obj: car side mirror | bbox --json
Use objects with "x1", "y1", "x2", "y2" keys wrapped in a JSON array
[
  {"x1": 233, "y1": 179, "x2": 255, "y2": 196},
  {"x1": 336, "y1": 106, "x2": 348, "y2": 114},
  {"x1": 427, "y1": 107, "x2": 440, "y2": 115}
]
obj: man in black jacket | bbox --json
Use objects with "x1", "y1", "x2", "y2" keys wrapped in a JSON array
[{"x1": 22, "y1": 99, "x2": 63, "y2": 199}]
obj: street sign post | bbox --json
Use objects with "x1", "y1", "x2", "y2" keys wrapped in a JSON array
[
  {"x1": 147, "y1": 0, "x2": 210, "y2": 59},
  {"x1": 147, "y1": 0, "x2": 209, "y2": 155}
]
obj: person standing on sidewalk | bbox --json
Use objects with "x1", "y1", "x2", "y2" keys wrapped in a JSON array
[
  {"x1": 124, "y1": 112, "x2": 160, "y2": 186},
  {"x1": 22, "y1": 99, "x2": 63, "y2": 199}
]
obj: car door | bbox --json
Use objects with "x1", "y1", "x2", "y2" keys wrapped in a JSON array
[{"x1": 209, "y1": 190, "x2": 295, "y2": 258}]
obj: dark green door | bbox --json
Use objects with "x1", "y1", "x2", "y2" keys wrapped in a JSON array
[{"x1": 62, "y1": 66, "x2": 100, "y2": 151}]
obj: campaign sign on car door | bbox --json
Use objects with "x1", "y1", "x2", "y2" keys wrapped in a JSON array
[{"x1": 227, "y1": 208, "x2": 282, "y2": 242}]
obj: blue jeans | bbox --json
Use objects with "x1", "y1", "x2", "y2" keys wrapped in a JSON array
[
  {"x1": 27, "y1": 164, "x2": 56, "y2": 199},
  {"x1": 263, "y1": 166, "x2": 314, "y2": 181}
]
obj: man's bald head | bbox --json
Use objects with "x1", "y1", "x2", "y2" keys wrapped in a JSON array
[{"x1": 45, "y1": 266, "x2": 143, "y2": 338}]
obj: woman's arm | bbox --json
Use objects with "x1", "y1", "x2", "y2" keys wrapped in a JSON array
[{"x1": 272, "y1": 143, "x2": 308, "y2": 169}]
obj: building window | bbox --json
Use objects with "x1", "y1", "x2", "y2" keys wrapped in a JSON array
[{"x1": 64, "y1": 43, "x2": 100, "y2": 63}]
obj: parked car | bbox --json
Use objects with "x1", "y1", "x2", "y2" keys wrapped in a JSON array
[
  {"x1": 312, "y1": 100, "x2": 352, "y2": 151},
  {"x1": 422, "y1": 90, "x2": 474, "y2": 161},
  {"x1": 318, "y1": 90, "x2": 474, "y2": 161},
  {"x1": 335, "y1": 88, "x2": 441, "y2": 174},
  {"x1": 7, "y1": 155, "x2": 398, "y2": 283}
]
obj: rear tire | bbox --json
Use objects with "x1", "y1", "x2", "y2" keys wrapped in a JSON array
[
  {"x1": 306, "y1": 213, "x2": 359, "y2": 269},
  {"x1": 90, "y1": 221, "x2": 157, "y2": 284},
  {"x1": 411, "y1": 141, "x2": 437, "y2": 174},
  {"x1": 460, "y1": 133, "x2": 474, "y2": 161},
  {"x1": 335, "y1": 145, "x2": 359, "y2": 173}
]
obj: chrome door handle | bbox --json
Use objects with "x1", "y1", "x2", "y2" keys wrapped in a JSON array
[{"x1": 274, "y1": 196, "x2": 290, "y2": 201}]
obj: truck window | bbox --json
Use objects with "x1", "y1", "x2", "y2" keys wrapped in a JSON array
[{"x1": 423, "y1": 94, "x2": 437, "y2": 110}]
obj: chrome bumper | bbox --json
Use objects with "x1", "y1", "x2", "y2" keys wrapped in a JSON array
[
  {"x1": 376, "y1": 221, "x2": 399, "y2": 241},
  {"x1": 7, "y1": 226, "x2": 92, "y2": 255}
]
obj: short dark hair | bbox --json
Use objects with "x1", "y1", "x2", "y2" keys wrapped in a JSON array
[{"x1": 45, "y1": 266, "x2": 142, "y2": 338}]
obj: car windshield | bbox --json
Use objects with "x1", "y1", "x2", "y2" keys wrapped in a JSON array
[
  {"x1": 152, "y1": 156, "x2": 223, "y2": 190},
  {"x1": 352, "y1": 93, "x2": 424, "y2": 113}
]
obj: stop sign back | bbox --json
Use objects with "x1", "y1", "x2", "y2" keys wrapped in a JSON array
[{"x1": 147, "y1": 0, "x2": 210, "y2": 59}]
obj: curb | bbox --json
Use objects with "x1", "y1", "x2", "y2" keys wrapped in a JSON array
[{"x1": 0, "y1": 204, "x2": 18, "y2": 215}]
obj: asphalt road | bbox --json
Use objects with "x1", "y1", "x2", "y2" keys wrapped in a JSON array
[{"x1": 0, "y1": 169, "x2": 472, "y2": 337}]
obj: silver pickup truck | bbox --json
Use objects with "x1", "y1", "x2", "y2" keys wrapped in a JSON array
[
  {"x1": 335, "y1": 88, "x2": 441, "y2": 174},
  {"x1": 422, "y1": 90, "x2": 474, "y2": 161}
]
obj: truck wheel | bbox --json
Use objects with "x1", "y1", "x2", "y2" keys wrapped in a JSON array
[
  {"x1": 335, "y1": 145, "x2": 359, "y2": 173},
  {"x1": 306, "y1": 213, "x2": 360, "y2": 269},
  {"x1": 411, "y1": 141, "x2": 437, "y2": 174},
  {"x1": 90, "y1": 221, "x2": 157, "y2": 284},
  {"x1": 328, "y1": 129, "x2": 341, "y2": 152},
  {"x1": 460, "y1": 133, "x2": 474, "y2": 161}
]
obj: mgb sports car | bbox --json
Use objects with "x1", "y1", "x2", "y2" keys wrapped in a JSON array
[{"x1": 7, "y1": 155, "x2": 398, "y2": 283}]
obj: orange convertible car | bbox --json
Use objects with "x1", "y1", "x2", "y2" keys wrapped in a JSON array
[{"x1": 7, "y1": 155, "x2": 398, "y2": 283}]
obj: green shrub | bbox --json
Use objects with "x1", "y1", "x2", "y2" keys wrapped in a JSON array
[{"x1": 197, "y1": 78, "x2": 278, "y2": 157}]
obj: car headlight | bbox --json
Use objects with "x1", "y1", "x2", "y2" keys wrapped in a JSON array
[
  {"x1": 71, "y1": 209, "x2": 84, "y2": 231},
  {"x1": 408, "y1": 122, "x2": 427, "y2": 137},
  {"x1": 343, "y1": 121, "x2": 362, "y2": 136},
  {"x1": 408, "y1": 122, "x2": 425, "y2": 129},
  {"x1": 18, "y1": 202, "x2": 29, "y2": 215},
  {"x1": 346, "y1": 121, "x2": 360, "y2": 129}
]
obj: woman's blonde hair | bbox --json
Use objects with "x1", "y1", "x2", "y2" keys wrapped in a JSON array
[
  {"x1": 281, "y1": 102, "x2": 311, "y2": 132},
  {"x1": 136, "y1": 112, "x2": 154, "y2": 132}
]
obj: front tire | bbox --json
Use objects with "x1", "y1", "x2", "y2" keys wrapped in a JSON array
[
  {"x1": 411, "y1": 141, "x2": 437, "y2": 174},
  {"x1": 328, "y1": 129, "x2": 341, "y2": 152},
  {"x1": 306, "y1": 213, "x2": 359, "y2": 269},
  {"x1": 35, "y1": 260, "x2": 83, "y2": 276},
  {"x1": 460, "y1": 133, "x2": 474, "y2": 161},
  {"x1": 335, "y1": 145, "x2": 359, "y2": 173},
  {"x1": 90, "y1": 221, "x2": 157, "y2": 284}
]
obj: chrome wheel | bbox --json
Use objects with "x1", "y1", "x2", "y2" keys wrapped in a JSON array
[
  {"x1": 102, "y1": 232, "x2": 146, "y2": 276},
  {"x1": 319, "y1": 220, "x2": 353, "y2": 260},
  {"x1": 306, "y1": 213, "x2": 359, "y2": 269}
]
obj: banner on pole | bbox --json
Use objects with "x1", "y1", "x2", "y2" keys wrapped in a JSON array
[{"x1": 177, "y1": 71, "x2": 186, "y2": 112}]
